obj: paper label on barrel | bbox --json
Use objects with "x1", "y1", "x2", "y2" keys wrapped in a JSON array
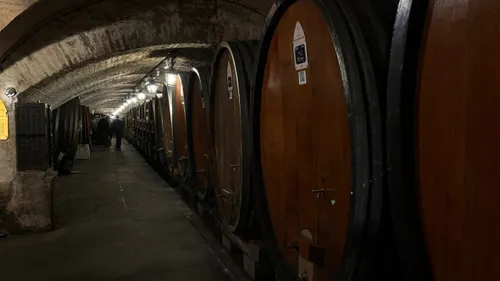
[
  {"x1": 201, "y1": 97, "x2": 206, "y2": 109},
  {"x1": 227, "y1": 61, "x2": 233, "y2": 100},
  {"x1": 298, "y1": 70, "x2": 307, "y2": 85},
  {"x1": 293, "y1": 22, "x2": 308, "y2": 71}
]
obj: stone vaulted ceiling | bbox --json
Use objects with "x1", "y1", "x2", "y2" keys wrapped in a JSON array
[{"x1": 0, "y1": 0, "x2": 271, "y2": 114}]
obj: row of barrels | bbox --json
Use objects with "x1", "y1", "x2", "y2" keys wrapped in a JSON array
[{"x1": 125, "y1": 0, "x2": 500, "y2": 281}]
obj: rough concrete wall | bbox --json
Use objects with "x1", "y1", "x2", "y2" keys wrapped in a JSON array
[
  {"x1": 0, "y1": 170, "x2": 56, "y2": 234},
  {"x1": 0, "y1": 0, "x2": 39, "y2": 31}
]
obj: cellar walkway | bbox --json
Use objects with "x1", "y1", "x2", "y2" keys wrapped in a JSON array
[{"x1": 0, "y1": 141, "x2": 234, "y2": 281}]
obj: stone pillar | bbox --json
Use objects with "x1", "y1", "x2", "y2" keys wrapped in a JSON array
[
  {"x1": 0, "y1": 95, "x2": 16, "y2": 183},
  {"x1": 0, "y1": 96, "x2": 55, "y2": 234}
]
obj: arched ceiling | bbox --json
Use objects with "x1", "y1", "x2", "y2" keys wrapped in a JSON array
[{"x1": 0, "y1": 0, "x2": 271, "y2": 114}]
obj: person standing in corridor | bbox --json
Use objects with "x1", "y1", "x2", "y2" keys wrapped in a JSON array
[{"x1": 112, "y1": 116, "x2": 125, "y2": 150}]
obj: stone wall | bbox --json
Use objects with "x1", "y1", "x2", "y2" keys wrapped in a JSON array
[{"x1": 0, "y1": 170, "x2": 56, "y2": 234}]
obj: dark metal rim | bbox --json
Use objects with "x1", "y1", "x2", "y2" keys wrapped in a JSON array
[
  {"x1": 208, "y1": 41, "x2": 252, "y2": 233},
  {"x1": 335, "y1": 1, "x2": 388, "y2": 278},
  {"x1": 250, "y1": 0, "x2": 384, "y2": 279},
  {"x1": 385, "y1": 1, "x2": 433, "y2": 280}
]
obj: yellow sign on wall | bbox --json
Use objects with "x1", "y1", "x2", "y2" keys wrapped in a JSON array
[{"x1": 0, "y1": 100, "x2": 8, "y2": 140}]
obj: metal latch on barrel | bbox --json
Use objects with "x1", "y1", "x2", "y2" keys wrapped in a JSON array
[
  {"x1": 311, "y1": 188, "x2": 337, "y2": 198},
  {"x1": 219, "y1": 189, "x2": 238, "y2": 205}
]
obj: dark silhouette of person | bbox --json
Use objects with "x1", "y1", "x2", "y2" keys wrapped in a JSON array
[
  {"x1": 97, "y1": 116, "x2": 111, "y2": 146},
  {"x1": 112, "y1": 117, "x2": 125, "y2": 150}
]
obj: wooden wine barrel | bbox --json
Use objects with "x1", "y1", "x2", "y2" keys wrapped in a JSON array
[
  {"x1": 53, "y1": 97, "x2": 81, "y2": 171},
  {"x1": 70, "y1": 100, "x2": 81, "y2": 151},
  {"x1": 80, "y1": 106, "x2": 91, "y2": 145},
  {"x1": 139, "y1": 101, "x2": 146, "y2": 151},
  {"x1": 209, "y1": 40, "x2": 259, "y2": 233},
  {"x1": 52, "y1": 107, "x2": 63, "y2": 164},
  {"x1": 387, "y1": 1, "x2": 500, "y2": 281},
  {"x1": 172, "y1": 74, "x2": 189, "y2": 182},
  {"x1": 132, "y1": 106, "x2": 139, "y2": 143},
  {"x1": 251, "y1": 1, "x2": 391, "y2": 280},
  {"x1": 145, "y1": 99, "x2": 154, "y2": 156},
  {"x1": 185, "y1": 68, "x2": 212, "y2": 199},
  {"x1": 161, "y1": 83, "x2": 176, "y2": 176},
  {"x1": 152, "y1": 96, "x2": 164, "y2": 166}
]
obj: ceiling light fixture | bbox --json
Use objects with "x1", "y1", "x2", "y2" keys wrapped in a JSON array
[
  {"x1": 137, "y1": 92, "x2": 146, "y2": 100},
  {"x1": 166, "y1": 73, "x2": 177, "y2": 86},
  {"x1": 147, "y1": 83, "x2": 159, "y2": 94}
]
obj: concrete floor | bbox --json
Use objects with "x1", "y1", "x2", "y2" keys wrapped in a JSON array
[{"x1": 0, "y1": 141, "x2": 235, "y2": 281}]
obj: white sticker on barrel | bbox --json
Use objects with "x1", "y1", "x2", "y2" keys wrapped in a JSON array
[
  {"x1": 227, "y1": 61, "x2": 233, "y2": 100},
  {"x1": 298, "y1": 70, "x2": 307, "y2": 85},
  {"x1": 201, "y1": 97, "x2": 206, "y2": 109},
  {"x1": 293, "y1": 22, "x2": 308, "y2": 71}
]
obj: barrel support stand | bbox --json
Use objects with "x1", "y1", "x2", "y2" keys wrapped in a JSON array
[{"x1": 221, "y1": 230, "x2": 274, "y2": 280}]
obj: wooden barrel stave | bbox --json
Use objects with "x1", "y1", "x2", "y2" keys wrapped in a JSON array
[
  {"x1": 52, "y1": 97, "x2": 81, "y2": 171},
  {"x1": 209, "y1": 40, "x2": 258, "y2": 234},
  {"x1": 387, "y1": 1, "x2": 500, "y2": 281},
  {"x1": 251, "y1": 0, "x2": 389, "y2": 280},
  {"x1": 161, "y1": 83, "x2": 177, "y2": 178},
  {"x1": 186, "y1": 68, "x2": 212, "y2": 199},
  {"x1": 172, "y1": 74, "x2": 189, "y2": 182}
]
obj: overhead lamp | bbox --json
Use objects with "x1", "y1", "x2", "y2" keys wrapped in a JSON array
[
  {"x1": 146, "y1": 83, "x2": 159, "y2": 94},
  {"x1": 166, "y1": 73, "x2": 177, "y2": 86},
  {"x1": 137, "y1": 92, "x2": 146, "y2": 100},
  {"x1": 156, "y1": 93, "x2": 163, "y2": 98},
  {"x1": 4, "y1": 87, "x2": 18, "y2": 98}
]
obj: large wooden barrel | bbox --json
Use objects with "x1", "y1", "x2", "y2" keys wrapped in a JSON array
[
  {"x1": 161, "y1": 83, "x2": 176, "y2": 176},
  {"x1": 387, "y1": 1, "x2": 500, "y2": 281},
  {"x1": 152, "y1": 96, "x2": 164, "y2": 165},
  {"x1": 80, "y1": 106, "x2": 91, "y2": 145},
  {"x1": 209, "y1": 40, "x2": 259, "y2": 233},
  {"x1": 145, "y1": 99, "x2": 155, "y2": 157},
  {"x1": 185, "y1": 68, "x2": 212, "y2": 199},
  {"x1": 251, "y1": 1, "x2": 392, "y2": 280},
  {"x1": 172, "y1": 74, "x2": 189, "y2": 182},
  {"x1": 53, "y1": 97, "x2": 81, "y2": 171}
]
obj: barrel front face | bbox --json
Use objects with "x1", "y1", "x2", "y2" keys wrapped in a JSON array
[
  {"x1": 174, "y1": 76, "x2": 188, "y2": 177},
  {"x1": 259, "y1": 0, "x2": 352, "y2": 280},
  {"x1": 162, "y1": 88, "x2": 175, "y2": 169},
  {"x1": 415, "y1": 1, "x2": 500, "y2": 281},
  {"x1": 153, "y1": 97, "x2": 163, "y2": 150},
  {"x1": 213, "y1": 49, "x2": 244, "y2": 231},
  {"x1": 191, "y1": 74, "x2": 210, "y2": 196}
]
